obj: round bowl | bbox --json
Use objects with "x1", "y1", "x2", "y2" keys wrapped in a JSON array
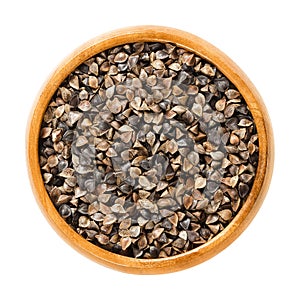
[{"x1": 27, "y1": 25, "x2": 274, "y2": 274}]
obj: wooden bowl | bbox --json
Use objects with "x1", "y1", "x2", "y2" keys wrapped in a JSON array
[{"x1": 27, "y1": 26, "x2": 274, "y2": 274}]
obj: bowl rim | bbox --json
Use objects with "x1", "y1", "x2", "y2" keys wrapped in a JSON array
[{"x1": 27, "y1": 25, "x2": 274, "y2": 274}]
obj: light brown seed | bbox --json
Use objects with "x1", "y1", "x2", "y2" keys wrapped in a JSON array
[
  {"x1": 218, "y1": 209, "x2": 232, "y2": 221},
  {"x1": 200, "y1": 64, "x2": 215, "y2": 76},
  {"x1": 183, "y1": 195, "x2": 193, "y2": 209},
  {"x1": 187, "y1": 85, "x2": 199, "y2": 95},
  {"x1": 47, "y1": 154, "x2": 58, "y2": 168},
  {"x1": 96, "y1": 233, "x2": 109, "y2": 245},
  {"x1": 179, "y1": 230, "x2": 188, "y2": 240},
  {"x1": 120, "y1": 237, "x2": 131, "y2": 250},
  {"x1": 99, "y1": 203, "x2": 112, "y2": 216},
  {"x1": 187, "y1": 230, "x2": 200, "y2": 242},
  {"x1": 151, "y1": 59, "x2": 165, "y2": 70},
  {"x1": 187, "y1": 151, "x2": 200, "y2": 165},
  {"x1": 156, "y1": 181, "x2": 168, "y2": 191},
  {"x1": 215, "y1": 98, "x2": 226, "y2": 111},
  {"x1": 191, "y1": 103, "x2": 202, "y2": 117},
  {"x1": 60, "y1": 87, "x2": 72, "y2": 101},
  {"x1": 106, "y1": 147, "x2": 117, "y2": 157},
  {"x1": 106, "y1": 98, "x2": 121, "y2": 114},
  {"x1": 152, "y1": 228, "x2": 164, "y2": 239},
  {"x1": 97, "y1": 140, "x2": 110, "y2": 151},
  {"x1": 206, "y1": 214, "x2": 219, "y2": 224},
  {"x1": 129, "y1": 226, "x2": 141, "y2": 238},
  {"x1": 43, "y1": 173, "x2": 52, "y2": 183},
  {"x1": 182, "y1": 52, "x2": 195, "y2": 66},
  {"x1": 111, "y1": 204, "x2": 126, "y2": 214},
  {"x1": 240, "y1": 173, "x2": 253, "y2": 183},
  {"x1": 146, "y1": 131, "x2": 156, "y2": 146},
  {"x1": 238, "y1": 119, "x2": 253, "y2": 127},
  {"x1": 230, "y1": 175, "x2": 239, "y2": 188},
  {"x1": 138, "y1": 235, "x2": 148, "y2": 249},
  {"x1": 139, "y1": 176, "x2": 151, "y2": 188},
  {"x1": 229, "y1": 154, "x2": 242, "y2": 165},
  {"x1": 51, "y1": 128, "x2": 63, "y2": 142},
  {"x1": 210, "y1": 151, "x2": 225, "y2": 161},
  {"x1": 129, "y1": 167, "x2": 141, "y2": 179},
  {"x1": 76, "y1": 135, "x2": 88, "y2": 147},
  {"x1": 78, "y1": 100, "x2": 91, "y2": 111},
  {"x1": 103, "y1": 214, "x2": 117, "y2": 225},
  {"x1": 208, "y1": 224, "x2": 220, "y2": 234},
  {"x1": 78, "y1": 216, "x2": 90, "y2": 228},
  {"x1": 172, "y1": 238, "x2": 185, "y2": 249},
  {"x1": 89, "y1": 62, "x2": 98, "y2": 75},
  {"x1": 166, "y1": 139, "x2": 178, "y2": 154},
  {"x1": 40, "y1": 127, "x2": 52, "y2": 138},
  {"x1": 169, "y1": 62, "x2": 181, "y2": 71},
  {"x1": 156, "y1": 50, "x2": 169, "y2": 60},
  {"x1": 79, "y1": 89, "x2": 88, "y2": 100},
  {"x1": 69, "y1": 75, "x2": 79, "y2": 89},
  {"x1": 195, "y1": 176, "x2": 206, "y2": 189},
  {"x1": 117, "y1": 219, "x2": 131, "y2": 231},
  {"x1": 54, "y1": 105, "x2": 64, "y2": 118},
  {"x1": 68, "y1": 111, "x2": 83, "y2": 125},
  {"x1": 114, "y1": 52, "x2": 129, "y2": 63},
  {"x1": 224, "y1": 104, "x2": 236, "y2": 118},
  {"x1": 81, "y1": 118, "x2": 92, "y2": 129},
  {"x1": 88, "y1": 201, "x2": 100, "y2": 215},
  {"x1": 183, "y1": 158, "x2": 193, "y2": 172},
  {"x1": 230, "y1": 134, "x2": 240, "y2": 145},
  {"x1": 89, "y1": 76, "x2": 98, "y2": 89},
  {"x1": 56, "y1": 194, "x2": 71, "y2": 205},
  {"x1": 225, "y1": 89, "x2": 240, "y2": 99}
]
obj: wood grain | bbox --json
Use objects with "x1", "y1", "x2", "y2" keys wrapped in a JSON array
[{"x1": 26, "y1": 26, "x2": 274, "y2": 274}]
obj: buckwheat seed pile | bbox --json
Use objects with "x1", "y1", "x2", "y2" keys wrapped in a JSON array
[{"x1": 39, "y1": 42, "x2": 258, "y2": 258}]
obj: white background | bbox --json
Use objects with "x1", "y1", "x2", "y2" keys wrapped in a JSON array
[{"x1": 1, "y1": 0, "x2": 298, "y2": 299}]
